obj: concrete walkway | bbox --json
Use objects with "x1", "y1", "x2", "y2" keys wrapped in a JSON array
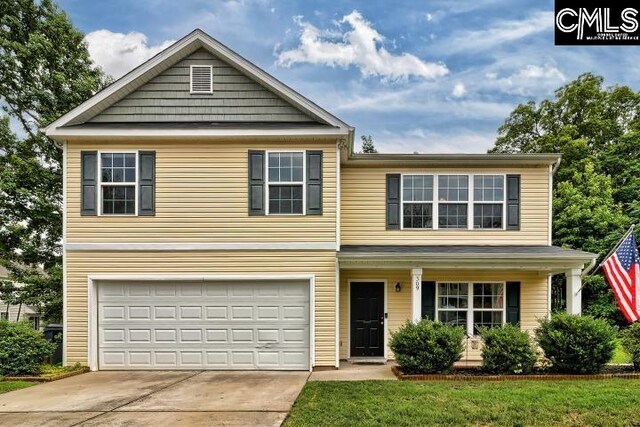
[
  {"x1": 0, "y1": 370, "x2": 309, "y2": 426},
  {"x1": 309, "y1": 361, "x2": 397, "y2": 381}
]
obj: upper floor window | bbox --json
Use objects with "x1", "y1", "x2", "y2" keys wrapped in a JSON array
[
  {"x1": 473, "y1": 175, "x2": 504, "y2": 229},
  {"x1": 438, "y1": 175, "x2": 468, "y2": 229},
  {"x1": 402, "y1": 175, "x2": 433, "y2": 229},
  {"x1": 100, "y1": 153, "x2": 137, "y2": 215},
  {"x1": 267, "y1": 152, "x2": 304, "y2": 215},
  {"x1": 398, "y1": 173, "x2": 507, "y2": 230}
]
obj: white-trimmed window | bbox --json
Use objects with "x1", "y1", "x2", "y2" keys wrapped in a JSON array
[
  {"x1": 100, "y1": 152, "x2": 137, "y2": 215},
  {"x1": 437, "y1": 282, "x2": 469, "y2": 327},
  {"x1": 438, "y1": 175, "x2": 468, "y2": 229},
  {"x1": 190, "y1": 65, "x2": 213, "y2": 93},
  {"x1": 402, "y1": 175, "x2": 434, "y2": 228},
  {"x1": 267, "y1": 151, "x2": 304, "y2": 215},
  {"x1": 473, "y1": 175, "x2": 505, "y2": 229},
  {"x1": 472, "y1": 282, "x2": 505, "y2": 334},
  {"x1": 437, "y1": 281, "x2": 506, "y2": 336}
]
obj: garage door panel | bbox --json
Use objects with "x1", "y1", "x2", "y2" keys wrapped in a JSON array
[{"x1": 98, "y1": 280, "x2": 310, "y2": 370}]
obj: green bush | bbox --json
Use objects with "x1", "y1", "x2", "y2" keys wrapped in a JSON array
[
  {"x1": 621, "y1": 323, "x2": 640, "y2": 369},
  {"x1": 480, "y1": 324, "x2": 537, "y2": 374},
  {"x1": 536, "y1": 313, "x2": 616, "y2": 374},
  {"x1": 389, "y1": 319, "x2": 465, "y2": 374},
  {"x1": 0, "y1": 320, "x2": 56, "y2": 376}
]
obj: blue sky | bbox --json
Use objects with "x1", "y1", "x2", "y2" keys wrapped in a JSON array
[{"x1": 57, "y1": 0, "x2": 640, "y2": 153}]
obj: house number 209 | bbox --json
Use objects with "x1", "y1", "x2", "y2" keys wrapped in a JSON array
[{"x1": 415, "y1": 278, "x2": 420, "y2": 291}]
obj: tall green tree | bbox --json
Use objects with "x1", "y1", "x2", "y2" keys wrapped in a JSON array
[
  {"x1": 0, "y1": 0, "x2": 108, "y2": 321},
  {"x1": 490, "y1": 73, "x2": 640, "y2": 325},
  {"x1": 360, "y1": 135, "x2": 378, "y2": 153}
]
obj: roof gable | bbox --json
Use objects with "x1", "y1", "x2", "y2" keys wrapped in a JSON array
[
  {"x1": 85, "y1": 48, "x2": 317, "y2": 124},
  {"x1": 46, "y1": 29, "x2": 351, "y2": 136}
]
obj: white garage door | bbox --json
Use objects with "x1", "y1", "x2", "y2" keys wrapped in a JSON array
[{"x1": 98, "y1": 280, "x2": 310, "y2": 370}]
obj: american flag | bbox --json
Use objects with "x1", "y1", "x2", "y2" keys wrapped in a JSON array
[{"x1": 602, "y1": 231, "x2": 640, "y2": 323}]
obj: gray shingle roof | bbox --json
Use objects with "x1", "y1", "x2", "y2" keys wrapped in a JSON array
[{"x1": 338, "y1": 245, "x2": 597, "y2": 260}]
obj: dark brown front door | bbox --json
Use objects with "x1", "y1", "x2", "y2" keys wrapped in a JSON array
[{"x1": 350, "y1": 282, "x2": 384, "y2": 357}]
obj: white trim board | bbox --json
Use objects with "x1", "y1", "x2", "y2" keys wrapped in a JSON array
[
  {"x1": 47, "y1": 126, "x2": 349, "y2": 139},
  {"x1": 66, "y1": 242, "x2": 337, "y2": 251},
  {"x1": 87, "y1": 273, "x2": 316, "y2": 372}
]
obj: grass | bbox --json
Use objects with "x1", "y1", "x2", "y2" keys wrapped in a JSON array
[
  {"x1": 0, "y1": 381, "x2": 34, "y2": 395},
  {"x1": 39, "y1": 363, "x2": 84, "y2": 377},
  {"x1": 611, "y1": 339, "x2": 632, "y2": 364},
  {"x1": 284, "y1": 380, "x2": 640, "y2": 427}
]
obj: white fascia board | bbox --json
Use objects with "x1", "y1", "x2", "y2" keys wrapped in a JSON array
[{"x1": 46, "y1": 126, "x2": 349, "y2": 140}]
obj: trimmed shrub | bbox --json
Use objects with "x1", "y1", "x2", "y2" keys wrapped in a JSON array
[
  {"x1": 480, "y1": 324, "x2": 537, "y2": 374},
  {"x1": 536, "y1": 313, "x2": 616, "y2": 374},
  {"x1": 389, "y1": 319, "x2": 465, "y2": 374},
  {"x1": 621, "y1": 322, "x2": 640, "y2": 369},
  {"x1": 0, "y1": 320, "x2": 56, "y2": 376}
]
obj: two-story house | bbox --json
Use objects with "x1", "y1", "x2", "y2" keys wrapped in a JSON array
[{"x1": 45, "y1": 29, "x2": 597, "y2": 371}]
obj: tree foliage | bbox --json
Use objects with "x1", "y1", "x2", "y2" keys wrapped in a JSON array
[
  {"x1": 360, "y1": 134, "x2": 378, "y2": 153},
  {"x1": 490, "y1": 73, "x2": 640, "y2": 325},
  {"x1": 0, "y1": 0, "x2": 108, "y2": 321}
]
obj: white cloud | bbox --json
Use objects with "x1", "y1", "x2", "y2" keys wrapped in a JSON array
[
  {"x1": 276, "y1": 10, "x2": 448, "y2": 81},
  {"x1": 436, "y1": 11, "x2": 553, "y2": 54},
  {"x1": 84, "y1": 30, "x2": 175, "y2": 78},
  {"x1": 486, "y1": 64, "x2": 566, "y2": 96},
  {"x1": 452, "y1": 82, "x2": 466, "y2": 97}
]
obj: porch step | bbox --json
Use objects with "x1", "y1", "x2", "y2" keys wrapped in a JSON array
[{"x1": 349, "y1": 357, "x2": 387, "y2": 365}]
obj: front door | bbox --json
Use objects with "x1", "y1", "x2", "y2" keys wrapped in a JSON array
[{"x1": 350, "y1": 282, "x2": 384, "y2": 357}]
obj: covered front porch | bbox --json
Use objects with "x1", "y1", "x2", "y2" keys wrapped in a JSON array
[{"x1": 337, "y1": 245, "x2": 597, "y2": 362}]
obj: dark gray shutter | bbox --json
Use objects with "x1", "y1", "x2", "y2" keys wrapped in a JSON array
[
  {"x1": 138, "y1": 151, "x2": 156, "y2": 216},
  {"x1": 421, "y1": 281, "x2": 436, "y2": 320},
  {"x1": 386, "y1": 174, "x2": 400, "y2": 229},
  {"x1": 81, "y1": 151, "x2": 98, "y2": 216},
  {"x1": 306, "y1": 150, "x2": 322, "y2": 215},
  {"x1": 248, "y1": 150, "x2": 265, "y2": 216},
  {"x1": 506, "y1": 281, "x2": 521, "y2": 325},
  {"x1": 506, "y1": 174, "x2": 520, "y2": 230}
]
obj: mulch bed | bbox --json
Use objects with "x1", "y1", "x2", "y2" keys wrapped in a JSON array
[
  {"x1": 3, "y1": 366, "x2": 89, "y2": 383},
  {"x1": 392, "y1": 365, "x2": 640, "y2": 381}
]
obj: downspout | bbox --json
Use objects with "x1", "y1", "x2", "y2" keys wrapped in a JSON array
[{"x1": 581, "y1": 258, "x2": 597, "y2": 278}]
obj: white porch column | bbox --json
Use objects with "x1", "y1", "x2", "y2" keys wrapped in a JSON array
[
  {"x1": 411, "y1": 268, "x2": 423, "y2": 322},
  {"x1": 565, "y1": 268, "x2": 582, "y2": 315}
]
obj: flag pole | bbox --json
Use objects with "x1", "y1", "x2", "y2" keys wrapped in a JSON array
[{"x1": 589, "y1": 224, "x2": 636, "y2": 276}]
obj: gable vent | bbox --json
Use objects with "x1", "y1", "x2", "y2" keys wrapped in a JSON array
[{"x1": 190, "y1": 65, "x2": 213, "y2": 93}]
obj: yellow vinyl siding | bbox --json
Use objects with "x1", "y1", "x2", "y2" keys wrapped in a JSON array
[
  {"x1": 66, "y1": 250, "x2": 337, "y2": 367},
  {"x1": 339, "y1": 269, "x2": 548, "y2": 361},
  {"x1": 66, "y1": 140, "x2": 336, "y2": 243},
  {"x1": 340, "y1": 166, "x2": 549, "y2": 245}
]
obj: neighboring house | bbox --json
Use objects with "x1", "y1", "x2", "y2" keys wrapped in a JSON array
[
  {"x1": 44, "y1": 29, "x2": 597, "y2": 371},
  {"x1": 0, "y1": 266, "x2": 42, "y2": 329}
]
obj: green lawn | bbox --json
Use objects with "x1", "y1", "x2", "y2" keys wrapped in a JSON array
[
  {"x1": 284, "y1": 380, "x2": 640, "y2": 427},
  {"x1": 612, "y1": 339, "x2": 632, "y2": 364},
  {"x1": 0, "y1": 381, "x2": 34, "y2": 395}
]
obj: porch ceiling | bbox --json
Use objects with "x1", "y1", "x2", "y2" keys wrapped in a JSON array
[{"x1": 337, "y1": 245, "x2": 597, "y2": 273}]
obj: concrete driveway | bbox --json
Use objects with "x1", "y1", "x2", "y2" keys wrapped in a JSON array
[{"x1": 0, "y1": 370, "x2": 309, "y2": 427}]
